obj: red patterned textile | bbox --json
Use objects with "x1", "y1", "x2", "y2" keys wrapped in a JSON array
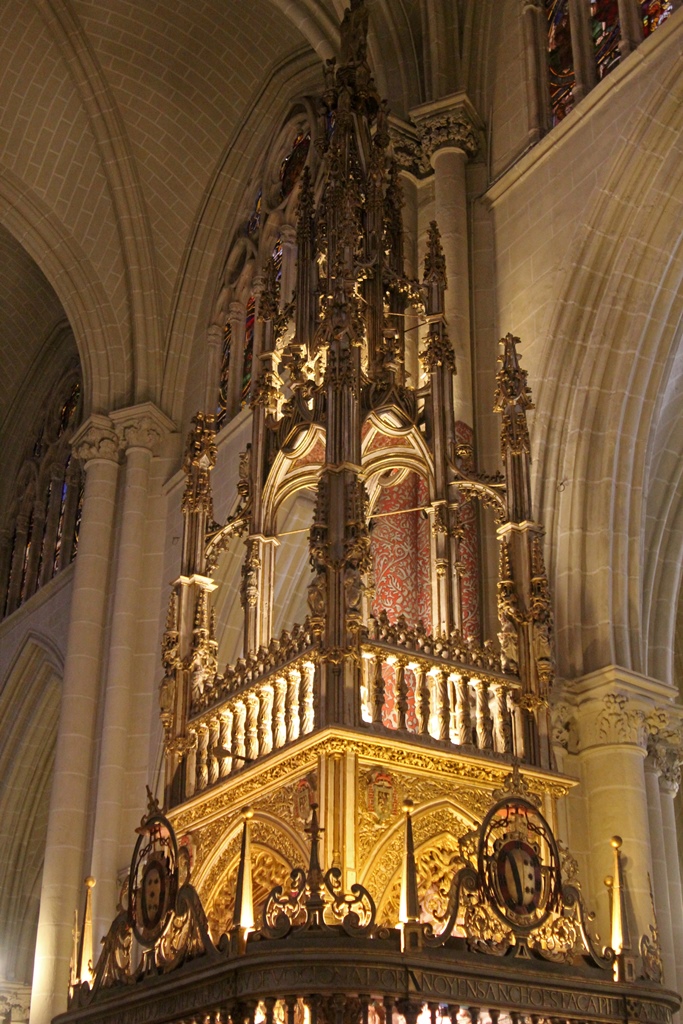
[
  {"x1": 379, "y1": 663, "x2": 419, "y2": 732},
  {"x1": 371, "y1": 471, "x2": 431, "y2": 631},
  {"x1": 455, "y1": 421, "x2": 480, "y2": 641}
]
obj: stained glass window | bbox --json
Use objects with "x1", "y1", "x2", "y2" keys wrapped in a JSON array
[
  {"x1": 247, "y1": 190, "x2": 262, "y2": 237},
  {"x1": 242, "y1": 295, "x2": 256, "y2": 405},
  {"x1": 59, "y1": 380, "x2": 80, "y2": 435},
  {"x1": 272, "y1": 236, "x2": 283, "y2": 284},
  {"x1": 279, "y1": 132, "x2": 310, "y2": 201},
  {"x1": 591, "y1": 0, "x2": 621, "y2": 79},
  {"x1": 642, "y1": 0, "x2": 673, "y2": 34},
  {"x1": 216, "y1": 321, "x2": 232, "y2": 430},
  {"x1": 547, "y1": 0, "x2": 575, "y2": 124}
]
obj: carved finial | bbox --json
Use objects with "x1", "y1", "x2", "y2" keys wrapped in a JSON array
[
  {"x1": 233, "y1": 806, "x2": 255, "y2": 941},
  {"x1": 609, "y1": 836, "x2": 628, "y2": 956},
  {"x1": 304, "y1": 802, "x2": 325, "y2": 894},
  {"x1": 69, "y1": 908, "x2": 80, "y2": 989},
  {"x1": 493, "y1": 334, "x2": 534, "y2": 454},
  {"x1": 339, "y1": 0, "x2": 369, "y2": 69},
  {"x1": 423, "y1": 220, "x2": 447, "y2": 291},
  {"x1": 258, "y1": 254, "x2": 280, "y2": 323},
  {"x1": 297, "y1": 166, "x2": 314, "y2": 244},
  {"x1": 399, "y1": 799, "x2": 420, "y2": 931},
  {"x1": 492, "y1": 760, "x2": 542, "y2": 807},
  {"x1": 77, "y1": 876, "x2": 96, "y2": 986},
  {"x1": 145, "y1": 784, "x2": 161, "y2": 818}
]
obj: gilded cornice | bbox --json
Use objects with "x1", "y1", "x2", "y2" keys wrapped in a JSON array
[{"x1": 168, "y1": 726, "x2": 575, "y2": 834}]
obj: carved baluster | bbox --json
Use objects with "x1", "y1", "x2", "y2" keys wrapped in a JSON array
[
  {"x1": 455, "y1": 674, "x2": 472, "y2": 745},
  {"x1": 245, "y1": 693, "x2": 260, "y2": 761},
  {"x1": 219, "y1": 710, "x2": 233, "y2": 776},
  {"x1": 232, "y1": 700, "x2": 246, "y2": 769},
  {"x1": 415, "y1": 666, "x2": 430, "y2": 736},
  {"x1": 437, "y1": 669, "x2": 450, "y2": 741},
  {"x1": 395, "y1": 659, "x2": 408, "y2": 731},
  {"x1": 258, "y1": 683, "x2": 274, "y2": 755},
  {"x1": 285, "y1": 997, "x2": 297, "y2": 1024},
  {"x1": 273, "y1": 677, "x2": 287, "y2": 748},
  {"x1": 372, "y1": 656, "x2": 384, "y2": 725},
  {"x1": 475, "y1": 679, "x2": 493, "y2": 750},
  {"x1": 264, "y1": 998, "x2": 276, "y2": 1024},
  {"x1": 208, "y1": 717, "x2": 220, "y2": 785},
  {"x1": 286, "y1": 668, "x2": 301, "y2": 741},
  {"x1": 301, "y1": 661, "x2": 315, "y2": 734},
  {"x1": 197, "y1": 725, "x2": 209, "y2": 791},
  {"x1": 492, "y1": 683, "x2": 513, "y2": 753}
]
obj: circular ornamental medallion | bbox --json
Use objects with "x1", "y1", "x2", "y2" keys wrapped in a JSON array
[
  {"x1": 478, "y1": 796, "x2": 561, "y2": 933},
  {"x1": 128, "y1": 812, "x2": 178, "y2": 946}
]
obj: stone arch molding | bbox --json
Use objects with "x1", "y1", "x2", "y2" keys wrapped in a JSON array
[
  {"x1": 0, "y1": 169, "x2": 128, "y2": 416},
  {"x1": 531, "y1": 56, "x2": 683, "y2": 685},
  {"x1": 0, "y1": 635, "x2": 62, "y2": 988}
]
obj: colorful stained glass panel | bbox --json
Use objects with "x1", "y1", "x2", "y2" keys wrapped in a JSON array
[
  {"x1": 591, "y1": 0, "x2": 621, "y2": 79},
  {"x1": 642, "y1": 0, "x2": 673, "y2": 35},
  {"x1": 279, "y1": 132, "x2": 310, "y2": 201},
  {"x1": 546, "y1": 0, "x2": 575, "y2": 124}
]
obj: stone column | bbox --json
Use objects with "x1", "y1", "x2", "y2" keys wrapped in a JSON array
[
  {"x1": 658, "y1": 744, "x2": 683, "y2": 984},
  {"x1": 617, "y1": 0, "x2": 644, "y2": 59},
  {"x1": 205, "y1": 321, "x2": 224, "y2": 417},
  {"x1": 568, "y1": 0, "x2": 598, "y2": 102},
  {"x1": 522, "y1": 0, "x2": 551, "y2": 141},
  {"x1": 412, "y1": 95, "x2": 480, "y2": 428},
  {"x1": 389, "y1": 118, "x2": 422, "y2": 389},
  {"x1": 90, "y1": 404, "x2": 173, "y2": 943},
  {"x1": 576, "y1": 691, "x2": 653, "y2": 943},
  {"x1": 29, "y1": 415, "x2": 120, "y2": 1024},
  {"x1": 644, "y1": 746, "x2": 677, "y2": 990}
]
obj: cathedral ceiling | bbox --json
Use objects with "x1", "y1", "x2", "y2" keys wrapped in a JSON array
[{"x1": 0, "y1": 223, "x2": 69, "y2": 442}]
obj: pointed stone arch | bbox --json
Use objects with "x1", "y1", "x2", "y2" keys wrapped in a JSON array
[{"x1": 0, "y1": 635, "x2": 62, "y2": 992}]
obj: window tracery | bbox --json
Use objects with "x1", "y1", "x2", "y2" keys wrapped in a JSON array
[
  {"x1": 1, "y1": 374, "x2": 84, "y2": 619},
  {"x1": 543, "y1": 0, "x2": 676, "y2": 132}
]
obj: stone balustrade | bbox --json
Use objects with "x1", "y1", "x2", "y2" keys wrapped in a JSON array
[
  {"x1": 185, "y1": 657, "x2": 317, "y2": 798},
  {"x1": 360, "y1": 644, "x2": 519, "y2": 756}
]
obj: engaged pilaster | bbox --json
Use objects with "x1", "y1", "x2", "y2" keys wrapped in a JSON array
[
  {"x1": 90, "y1": 403, "x2": 174, "y2": 942},
  {"x1": 411, "y1": 92, "x2": 481, "y2": 428},
  {"x1": 30, "y1": 415, "x2": 120, "y2": 1024},
  {"x1": 570, "y1": 667, "x2": 683, "y2": 961}
]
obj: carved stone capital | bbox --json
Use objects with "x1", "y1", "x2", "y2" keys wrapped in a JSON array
[
  {"x1": 228, "y1": 300, "x2": 245, "y2": 324},
  {"x1": 388, "y1": 116, "x2": 429, "y2": 178},
  {"x1": 111, "y1": 401, "x2": 175, "y2": 456},
  {"x1": 647, "y1": 737, "x2": 682, "y2": 794},
  {"x1": 71, "y1": 414, "x2": 120, "y2": 465},
  {"x1": 411, "y1": 92, "x2": 481, "y2": 163},
  {"x1": 575, "y1": 691, "x2": 648, "y2": 751}
]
